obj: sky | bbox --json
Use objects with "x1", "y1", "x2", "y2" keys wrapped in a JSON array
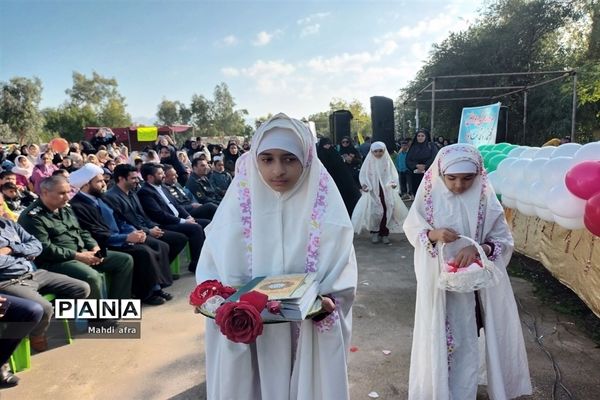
[{"x1": 0, "y1": 0, "x2": 482, "y2": 125}]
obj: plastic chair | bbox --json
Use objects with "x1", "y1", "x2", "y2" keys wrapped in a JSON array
[
  {"x1": 8, "y1": 293, "x2": 73, "y2": 373},
  {"x1": 8, "y1": 338, "x2": 30, "y2": 373}
]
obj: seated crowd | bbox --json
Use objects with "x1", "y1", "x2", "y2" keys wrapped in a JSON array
[{"x1": 0, "y1": 131, "x2": 239, "y2": 387}]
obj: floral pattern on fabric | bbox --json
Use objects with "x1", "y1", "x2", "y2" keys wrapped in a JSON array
[
  {"x1": 315, "y1": 309, "x2": 340, "y2": 333},
  {"x1": 485, "y1": 238, "x2": 503, "y2": 261},
  {"x1": 422, "y1": 169, "x2": 434, "y2": 227},
  {"x1": 237, "y1": 160, "x2": 253, "y2": 275},
  {"x1": 419, "y1": 229, "x2": 438, "y2": 258},
  {"x1": 446, "y1": 318, "x2": 455, "y2": 371},
  {"x1": 306, "y1": 169, "x2": 329, "y2": 273}
]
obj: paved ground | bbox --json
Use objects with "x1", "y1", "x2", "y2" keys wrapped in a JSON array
[{"x1": 3, "y1": 233, "x2": 600, "y2": 400}]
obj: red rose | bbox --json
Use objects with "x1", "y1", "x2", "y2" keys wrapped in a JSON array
[
  {"x1": 189, "y1": 280, "x2": 237, "y2": 307},
  {"x1": 267, "y1": 300, "x2": 282, "y2": 315},
  {"x1": 215, "y1": 301, "x2": 264, "y2": 344}
]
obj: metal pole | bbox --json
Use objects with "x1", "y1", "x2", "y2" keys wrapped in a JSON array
[
  {"x1": 435, "y1": 70, "x2": 573, "y2": 79},
  {"x1": 523, "y1": 91, "x2": 528, "y2": 144},
  {"x1": 571, "y1": 72, "x2": 577, "y2": 142},
  {"x1": 415, "y1": 105, "x2": 419, "y2": 130},
  {"x1": 505, "y1": 107, "x2": 509, "y2": 142},
  {"x1": 430, "y1": 77, "x2": 436, "y2": 140}
]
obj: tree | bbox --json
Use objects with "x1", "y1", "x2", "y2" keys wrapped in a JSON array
[
  {"x1": 0, "y1": 76, "x2": 45, "y2": 144},
  {"x1": 66, "y1": 71, "x2": 122, "y2": 109},
  {"x1": 156, "y1": 99, "x2": 181, "y2": 125},
  {"x1": 99, "y1": 98, "x2": 131, "y2": 127},
  {"x1": 190, "y1": 94, "x2": 213, "y2": 136},
  {"x1": 212, "y1": 82, "x2": 249, "y2": 137},
  {"x1": 43, "y1": 104, "x2": 98, "y2": 143}
]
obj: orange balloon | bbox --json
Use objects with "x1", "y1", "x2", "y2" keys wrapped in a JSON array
[{"x1": 50, "y1": 138, "x2": 69, "y2": 153}]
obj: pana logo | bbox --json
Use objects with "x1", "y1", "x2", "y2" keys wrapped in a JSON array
[{"x1": 55, "y1": 299, "x2": 142, "y2": 320}]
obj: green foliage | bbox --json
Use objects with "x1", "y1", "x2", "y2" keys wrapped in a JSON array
[
  {"x1": 43, "y1": 104, "x2": 97, "y2": 142},
  {"x1": 156, "y1": 99, "x2": 182, "y2": 125},
  {"x1": 157, "y1": 82, "x2": 252, "y2": 138},
  {"x1": 307, "y1": 98, "x2": 372, "y2": 139},
  {"x1": 398, "y1": 0, "x2": 599, "y2": 145},
  {"x1": 0, "y1": 76, "x2": 45, "y2": 144}
]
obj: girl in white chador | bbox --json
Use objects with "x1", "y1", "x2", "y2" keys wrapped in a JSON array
[
  {"x1": 403, "y1": 144, "x2": 531, "y2": 399},
  {"x1": 196, "y1": 113, "x2": 357, "y2": 400},
  {"x1": 351, "y1": 141, "x2": 409, "y2": 244}
]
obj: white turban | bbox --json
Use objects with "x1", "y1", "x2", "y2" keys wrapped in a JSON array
[{"x1": 69, "y1": 163, "x2": 104, "y2": 188}]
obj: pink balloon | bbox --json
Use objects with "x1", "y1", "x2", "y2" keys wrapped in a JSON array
[
  {"x1": 584, "y1": 192, "x2": 600, "y2": 237},
  {"x1": 565, "y1": 161, "x2": 600, "y2": 200}
]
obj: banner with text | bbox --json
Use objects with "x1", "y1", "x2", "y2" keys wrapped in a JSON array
[{"x1": 457, "y1": 102, "x2": 501, "y2": 147}]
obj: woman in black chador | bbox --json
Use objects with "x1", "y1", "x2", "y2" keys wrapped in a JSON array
[
  {"x1": 406, "y1": 129, "x2": 438, "y2": 195},
  {"x1": 317, "y1": 137, "x2": 361, "y2": 217}
]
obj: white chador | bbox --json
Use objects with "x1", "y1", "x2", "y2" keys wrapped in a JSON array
[
  {"x1": 403, "y1": 144, "x2": 532, "y2": 400},
  {"x1": 196, "y1": 113, "x2": 357, "y2": 400},
  {"x1": 351, "y1": 141, "x2": 408, "y2": 233}
]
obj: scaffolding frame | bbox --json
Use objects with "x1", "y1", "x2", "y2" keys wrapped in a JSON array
[{"x1": 410, "y1": 70, "x2": 577, "y2": 142}]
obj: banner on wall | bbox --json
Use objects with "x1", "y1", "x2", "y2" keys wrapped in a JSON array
[{"x1": 457, "y1": 102, "x2": 501, "y2": 147}]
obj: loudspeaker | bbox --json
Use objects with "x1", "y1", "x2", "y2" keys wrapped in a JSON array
[
  {"x1": 370, "y1": 96, "x2": 395, "y2": 152},
  {"x1": 329, "y1": 110, "x2": 353, "y2": 144}
]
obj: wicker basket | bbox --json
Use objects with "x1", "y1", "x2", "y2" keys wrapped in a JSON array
[{"x1": 438, "y1": 235, "x2": 500, "y2": 293}]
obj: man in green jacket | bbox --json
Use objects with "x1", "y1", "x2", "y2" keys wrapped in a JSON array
[{"x1": 18, "y1": 175, "x2": 133, "y2": 301}]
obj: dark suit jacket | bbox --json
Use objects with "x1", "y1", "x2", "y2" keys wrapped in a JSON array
[
  {"x1": 70, "y1": 192, "x2": 133, "y2": 249},
  {"x1": 137, "y1": 183, "x2": 191, "y2": 226},
  {"x1": 104, "y1": 186, "x2": 158, "y2": 233}
]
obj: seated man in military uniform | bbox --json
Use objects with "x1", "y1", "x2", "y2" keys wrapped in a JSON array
[
  {"x1": 17, "y1": 175, "x2": 134, "y2": 304},
  {"x1": 162, "y1": 164, "x2": 217, "y2": 221}
]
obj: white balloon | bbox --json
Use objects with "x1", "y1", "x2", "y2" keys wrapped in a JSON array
[
  {"x1": 530, "y1": 180, "x2": 550, "y2": 208},
  {"x1": 520, "y1": 147, "x2": 540, "y2": 160},
  {"x1": 535, "y1": 206, "x2": 555, "y2": 222},
  {"x1": 497, "y1": 177, "x2": 509, "y2": 195},
  {"x1": 487, "y1": 171, "x2": 503, "y2": 194},
  {"x1": 502, "y1": 195, "x2": 517, "y2": 209},
  {"x1": 573, "y1": 141, "x2": 600, "y2": 163},
  {"x1": 546, "y1": 182, "x2": 586, "y2": 218},
  {"x1": 517, "y1": 197, "x2": 537, "y2": 216},
  {"x1": 507, "y1": 146, "x2": 527, "y2": 158},
  {"x1": 509, "y1": 159, "x2": 530, "y2": 181},
  {"x1": 496, "y1": 157, "x2": 517, "y2": 178},
  {"x1": 550, "y1": 143, "x2": 582, "y2": 158},
  {"x1": 534, "y1": 146, "x2": 556, "y2": 159},
  {"x1": 524, "y1": 158, "x2": 549, "y2": 184},
  {"x1": 541, "y1": 157, "x2": 574, "y2": 188},
  {"x1": 553, "y1": 215, "x2": 585, "y2": 230}
]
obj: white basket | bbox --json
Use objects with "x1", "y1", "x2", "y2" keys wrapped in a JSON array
[{"x1": 438, "y1": 235, "x2": 500, "y2": 293}]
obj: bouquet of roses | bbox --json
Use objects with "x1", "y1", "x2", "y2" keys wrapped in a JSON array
[{"x1": 190, "y1": 280, "x2": 282, "y2": 344}]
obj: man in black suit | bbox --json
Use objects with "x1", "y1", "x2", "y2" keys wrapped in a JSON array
[
  {"x1": 104, "y1": 164, "x2": 188, "y2": 273},
  {"x1": 138, "y1": 164, "x2": 205, "y2": 273},
  {"x1": 69, "y1": 164, "x2": 172, "y2": 305}
]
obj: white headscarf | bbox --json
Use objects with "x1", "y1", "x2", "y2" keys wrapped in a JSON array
[
  {"x1": 402, "y1": 144, "x2": 531, "y2": 399},
  {"x1": 351, "y1": 141, "x2": 408, "y2": 233},
  {"x1": 12, "y1": 155, "x2": 33, "y2": 178},
  {"x1": 196, "y1": 113, "x2": 357, "y2": 399}
]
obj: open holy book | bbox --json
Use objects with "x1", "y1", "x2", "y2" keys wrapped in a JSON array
[{"x1": 228, "y1": 273, "x2": 320, "y2": 321}]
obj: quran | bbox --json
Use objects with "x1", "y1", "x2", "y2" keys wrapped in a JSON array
[{"x1": 228, "y1": 273, "x2": 319, "y2": 321}]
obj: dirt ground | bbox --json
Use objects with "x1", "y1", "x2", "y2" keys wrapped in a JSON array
[{"x1": 3, "y1": 233, "x2": 600, "y2": 400}]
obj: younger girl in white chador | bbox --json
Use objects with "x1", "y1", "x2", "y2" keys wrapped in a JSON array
[
  {"x1": 351, "y1": 141, "x2": 408, "y2": 244},
  {"x1": 403, "y1": 143, "x2": 531, "y2": 400}
]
